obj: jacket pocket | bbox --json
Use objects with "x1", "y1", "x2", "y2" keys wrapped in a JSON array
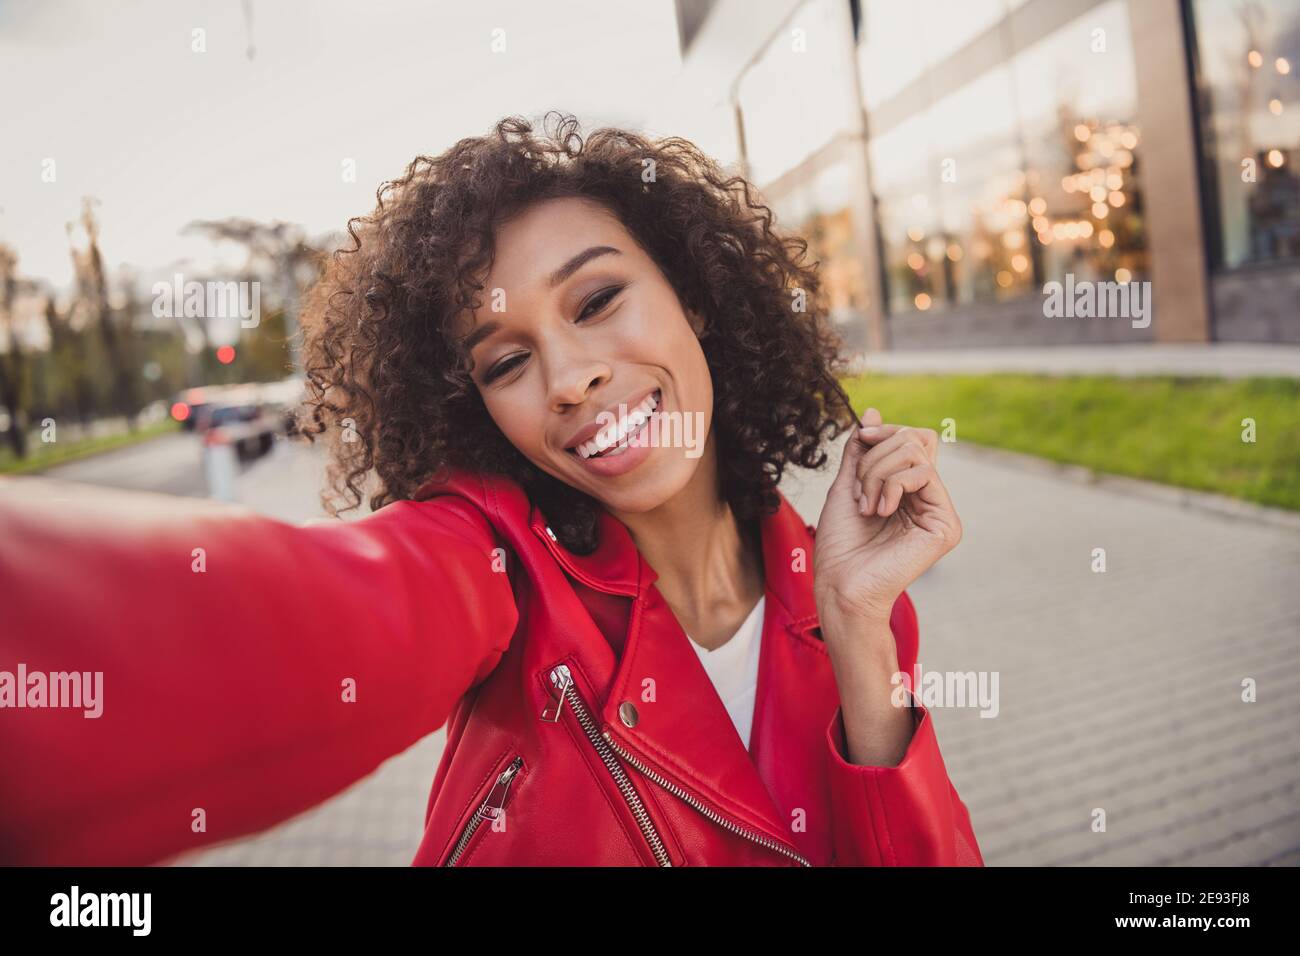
[{"x1": 444, "y1": 753, "x2": 525, "y2": 866}]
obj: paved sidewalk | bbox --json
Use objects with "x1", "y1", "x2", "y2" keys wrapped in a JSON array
[
  {"x1": 783, "y1": 439, "x2": 1300, "y2": 866},
  {"x1": 848, "y1": 343, "x2": 1300, "y2": 379},
  {"x1": 182, "y1": 438, "x2": 1300, "y2": 866}
]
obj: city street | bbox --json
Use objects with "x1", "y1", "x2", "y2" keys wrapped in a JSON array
[{"x1": 36, "y1": 432, "x2": 1300, "y2": 866}]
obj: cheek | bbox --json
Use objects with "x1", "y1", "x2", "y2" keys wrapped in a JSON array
[
  {"x1": 484, "y1": 394, "x2": 546, "y2": 458},
  {"x1": 672, "y1": 326, "x2": 713, "y2": 410}
]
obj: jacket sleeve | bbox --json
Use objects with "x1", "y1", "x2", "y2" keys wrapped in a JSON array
[
  {"x1": 823, "y1": 591, "x2": 985, "y2": 866},
  {"x1": 0, "y1": 476, "x2": 518, "y2": 866}
]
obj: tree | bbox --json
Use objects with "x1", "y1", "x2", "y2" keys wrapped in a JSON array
[
  {"x1": 69, "y1": 199, "x2": 139, "y2": 429},
  {"x1": 183, "y1": 217, "x2": 324, "y2": 369},
  {"x1": 0, "y1": 245, "x2": 29, "y2": 458}
]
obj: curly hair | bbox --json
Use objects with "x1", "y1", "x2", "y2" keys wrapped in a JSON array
[{"x1": 296, "y1": 111, "x2": 858, "y2": 554}]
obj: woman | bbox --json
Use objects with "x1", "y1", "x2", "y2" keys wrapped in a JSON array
[{"x1": 0, "y1": 114, "x2": 982, "y2": 867}]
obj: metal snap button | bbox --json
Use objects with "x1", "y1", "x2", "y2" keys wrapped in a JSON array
[{"x1": 618, "y1": 702, "x2": 639, "y2": 728}]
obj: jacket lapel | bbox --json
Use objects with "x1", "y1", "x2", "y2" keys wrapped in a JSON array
[
  {"x1": 747, "y1": 500, "x2": 840, "y2": 861},
  {"x1": 585, "y1": 493, "x2": 833, "y2": 858}
]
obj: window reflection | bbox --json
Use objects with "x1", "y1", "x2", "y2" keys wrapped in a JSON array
[
  {"x1": 1013, "y1": 0, "x2": 1148, "y2": 287},
  {"x1": 861, "y1": 0, "x2": 1150, "y2": 316},
  {"x1": 770, "y1": 157, "x2": 868, "y2": 334},
  {"x1": 1191, "y1": 0, "x2": 1300, "y2": 268}
]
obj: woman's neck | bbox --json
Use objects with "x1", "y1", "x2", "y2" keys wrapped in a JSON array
[{"x1": 609, "y1": 435, "x2": 765, "y2": 650}]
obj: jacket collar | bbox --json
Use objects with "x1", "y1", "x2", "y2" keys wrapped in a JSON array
[
  {"x1": 417, "y1": 466, "x2": 818, "y2": 630},
  {"x1": 533, "y1": 484, "x2": 819, "y2": 639}
]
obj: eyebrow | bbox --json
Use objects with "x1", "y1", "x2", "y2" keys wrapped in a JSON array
[{"x1": 460, "y1": 245, "x2": 622, "y2": 354}]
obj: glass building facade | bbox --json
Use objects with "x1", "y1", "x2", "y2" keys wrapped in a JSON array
[
  {"x1": 670, "y1": 0, "x2": 1300, "y2": 348},
  {"x1": 1190, "y1": 0, "x2": 1300, "y2": 270}
]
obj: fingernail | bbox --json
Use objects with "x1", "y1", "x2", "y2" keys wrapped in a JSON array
[{"x1": 859, "y1": 424, "x2": 879, "y2": 434}]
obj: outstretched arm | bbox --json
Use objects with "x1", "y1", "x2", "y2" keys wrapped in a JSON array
[{"x1": 0, "y1": 476, "x2": 518, "y2": 865}]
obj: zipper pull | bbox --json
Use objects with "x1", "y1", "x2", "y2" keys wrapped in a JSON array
[
  {"x1": 481, "y1": 756, "x2": 524, "y2": 820},
  {"x1": 541, "y1": 664, "x2": 572, "y2": 722}
]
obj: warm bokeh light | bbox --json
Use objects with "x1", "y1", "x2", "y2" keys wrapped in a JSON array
[
  {"x1": 1109, "y1": 190, "x2": 1126, "y2": 207},
  {"x1": 946, "y1": 243, "x2": 963, "y2": 261},
  {"x1": 1269, "y1": 98, "x2": 1283, "y2": 115},
  {"x1": 907, "y1": 226, "x2": 925, "y2": 242},
  {"x1": 216, "y1": 345, "x2": 236, "y2": 365},
  {"x1": 1093, "y1": 202, "x2": 1109, "y2": 219},
  {"x1": 914, "y1": 292, "x2": 932, "y2": 310},
  {"x1": 1277, "y1": 57, "x2": 1291, "y2": 75},
  {"x1": 1074, "y1": 124, "x2": 1091, "y2": 142},
  {"x1": 1248, "y1": 49, "x2": 1263, "y2": 67},
  {"x1": 1268, "y1": 149, "x2": 1285, "y2": 168},
  {"x1": 170, "y1": 402, "x2": 191, "y2": 422},
  {"x1": 1029, "y1": 197, "x2": 1047, "y2": 216},
  {"x1": 995, "y1": 270, "x2": 1012, "y2": 287},
  {"x1": 1011, "y1": 254, "x2": 1029, "y2": 273},
  {"x1": 907, "y1": 252, "x2": 926, "y2": 270},
  {"x1": 1115, "y1": 268, "x2": 1132, "y2": 283},
  {"x1": 1098, "y1": 229, "x2": 1115, "y2": 248}
]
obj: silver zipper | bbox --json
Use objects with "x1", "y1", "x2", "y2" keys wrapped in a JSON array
[
  {"x1": 445, "y1": 755, "x2": 524, "y2": 866},
  {"x1": 544, "y1": 663, "x2": 812, "y2": 868},
  {"x1": 544, "y1": 664, "x2": 673, "y2": 866},
  {"x1": 601, "y1": 726, "x2": 811, "y2": 867}
]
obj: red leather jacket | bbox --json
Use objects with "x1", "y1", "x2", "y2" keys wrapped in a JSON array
[{"x1": 0, "y1": 468, "x2": 983, "y2": 867}]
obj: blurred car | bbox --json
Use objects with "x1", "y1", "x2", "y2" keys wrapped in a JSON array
[
  {"x1": 255, "y1": 376, "x2": 308, "y2": 436},
  {"x1": 172, "y1": 377, "x2": 305, "y2": 460},
  {"x1": 170, "y1": 386, "x2": 219, "y2": 431},
  {"x1": 198, "y1": 402, "x2": 278, "y2": 462}
]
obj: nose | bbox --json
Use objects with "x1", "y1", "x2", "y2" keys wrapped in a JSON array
[{"x1": 546, "y1": 347, "x2": 611, "y2": 413}]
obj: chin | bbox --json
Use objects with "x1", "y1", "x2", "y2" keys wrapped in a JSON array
[{"x1": 586, "y1": 458, "x2": 699, "y2": 514}]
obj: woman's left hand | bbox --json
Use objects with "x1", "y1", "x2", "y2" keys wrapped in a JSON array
[{"x1": 813, "y1": 407, "x2": 962, "y2": 627}]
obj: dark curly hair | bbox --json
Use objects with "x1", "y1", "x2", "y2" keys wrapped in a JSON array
[{"x1": 296, "y1": 111, "x2": 858, "y2": 554}]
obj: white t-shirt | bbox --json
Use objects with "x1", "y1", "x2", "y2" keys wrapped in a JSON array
[{"x1": 685, "y1": 595, "x2": 765, "y2": 751}]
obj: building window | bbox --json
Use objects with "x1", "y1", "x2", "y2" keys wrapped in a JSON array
[
  {"x1": 1191, "y1": 0, "x2": 1300, "y2": 269},
  {"x1": 1012, "y1": 0, "x2": 1148, "y2": 289},
  {"x1": 860, "y1": 0, "x2": 1150, "y2": 316}
]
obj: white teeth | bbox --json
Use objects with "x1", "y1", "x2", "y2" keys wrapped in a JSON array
[{"x1": 575, "y1": 391, "x2": 659, "y2": 460}]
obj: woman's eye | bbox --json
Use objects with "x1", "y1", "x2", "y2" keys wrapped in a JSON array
[
  {"x1": 483, "y1": 285, "x2": 624, "y2": 384},
  {"x1": 485, "y1": 353, "x2": 525, "y2": 383},
  {"x1": 578, "y1": 285, "x2": 623, "y2": 321}
]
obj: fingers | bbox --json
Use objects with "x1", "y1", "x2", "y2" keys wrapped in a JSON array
[
  {"x1": 855, "y1": 428, "x2": 938, "y2": 513},
  {"x1": 858, "y1": 423, "x2": 938, "y2": 462},
  {"x1": 877, "y1": 463, "x2": 953, "y2": 519},
  {"x1": 858, "y1": 440, "x2": 926, "y2": 515},
  {"x1": 835, "y1": 406, "x2": 889, "y2": 495}
]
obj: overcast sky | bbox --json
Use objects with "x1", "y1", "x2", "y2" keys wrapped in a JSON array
[{"x1": 0, "y1": 0, "x2": 683, "y2": 291}]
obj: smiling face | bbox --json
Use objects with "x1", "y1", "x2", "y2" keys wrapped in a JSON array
[{"x1": 454, "y1": 196, "x2": 715, "y2": 514}]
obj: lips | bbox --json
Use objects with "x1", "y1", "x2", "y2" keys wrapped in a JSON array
[{"x1": 564, "y1": 388, "x2": 661, "y2": 460}]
